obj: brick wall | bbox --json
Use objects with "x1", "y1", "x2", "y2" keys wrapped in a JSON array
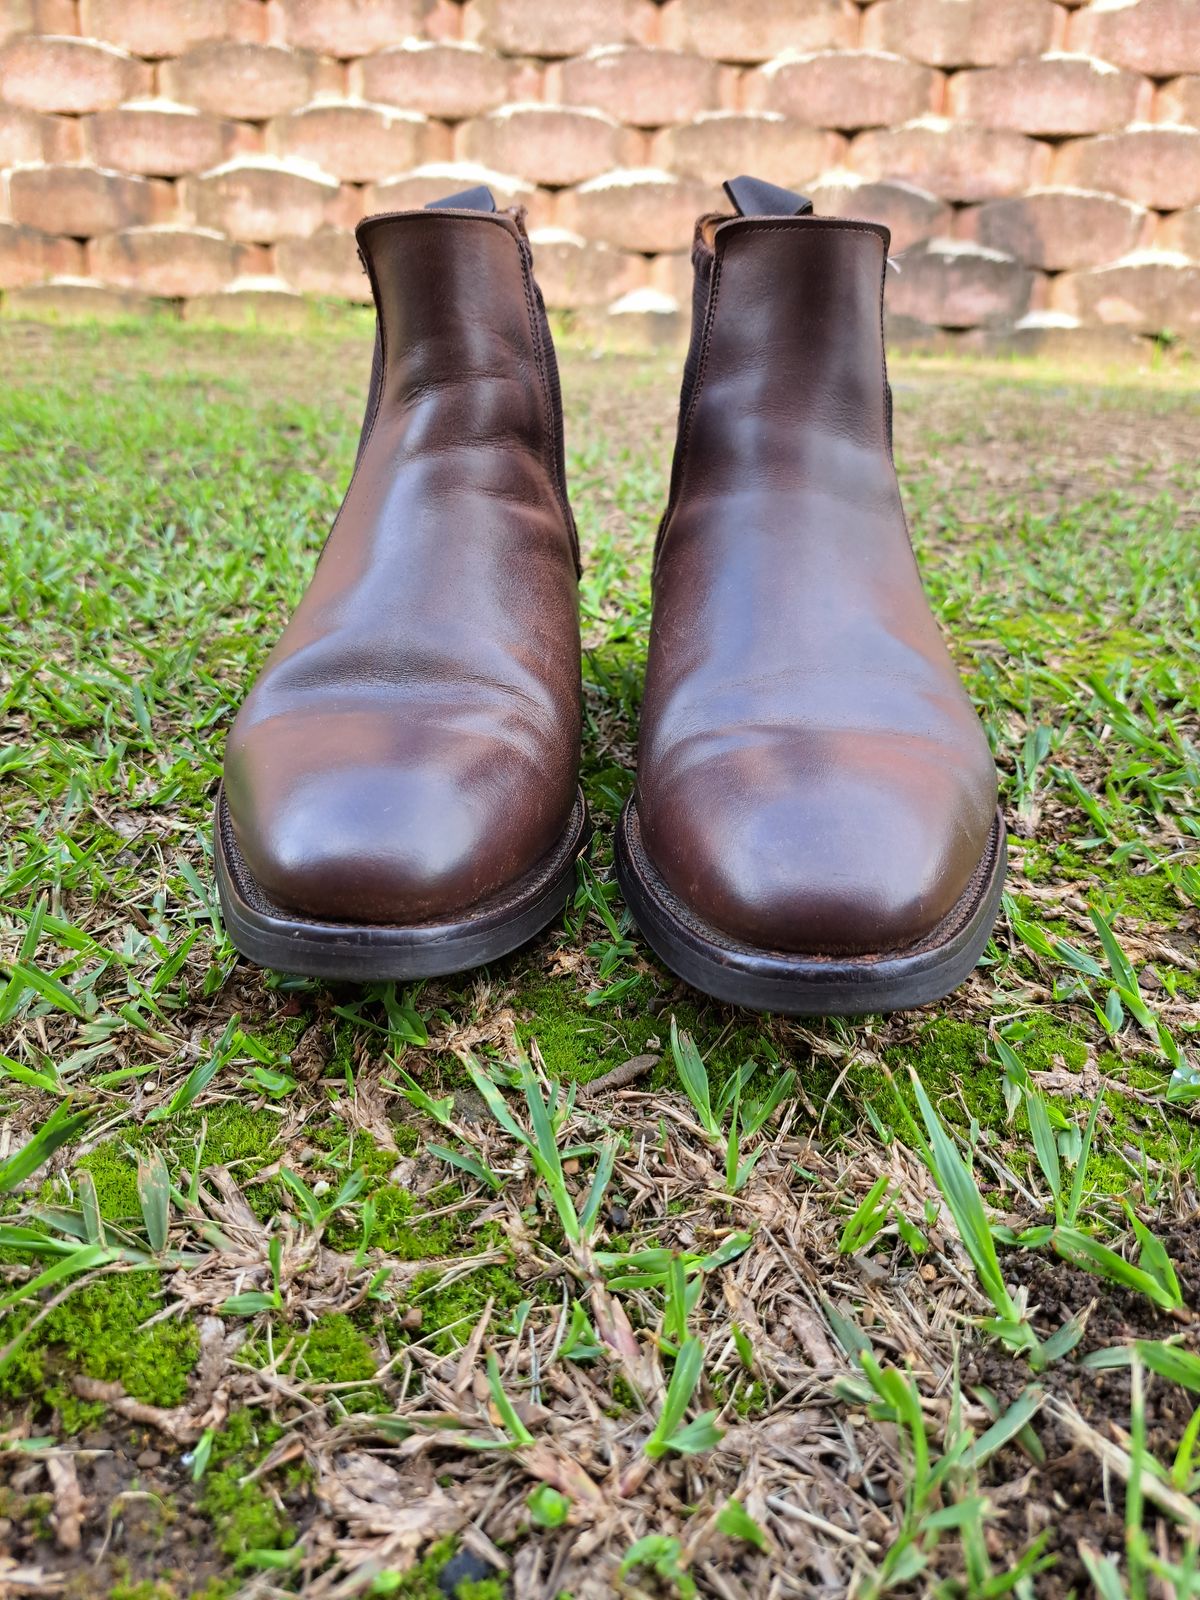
[{"x1": 1, "y1": 0, "x2": 1198, "y2": 352}]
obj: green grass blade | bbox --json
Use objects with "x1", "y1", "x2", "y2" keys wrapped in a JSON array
[
  {"x1": 146, "y1": 1017, "x2": 238, "y2": 1124},
  {"x1": 670, "y1": 1019, "x2": 718, "y2": 1140},
  {"x1": 486, "y1": 1351, "x2": 534, "y2": 1446},
  {"x1": 1023, "y1": 1087, "x2": 1062, "y2": 1221},
  {"x1": 578, "y1": 1141, "x2": 616, "y2": 1239},
  {"x1": 465, "y1": 1058, "x2": 532, "y2": 1150},
  {"x1": 1065, "y1": 1093, "x2": 1103, "y2": 1227},
  {"x1": 910, "y1": 1072, "x2": 1015, "y2": 1319},
  {"x1": 137, "y1": 1150, "x2": 170, "y2": 1253},
  {"x1": 1052, "y1": 1227, "x2": 1182, "y2": 1312},
  {"x1": 1124, "y1": 1208, "x2": 1183, "y2": 1309},
  {"x1": 959, "y1": 1387, "x2": 1045, "y2": 1472},
  {"x1": 0, "y1": 1101, "x2": 94, "y2": 1194},
  {"x1": 646, "y1": 1335, "x2": 704, "y2": 1458},
  {"x1": 427, "y1": 1142, "x2": 504, "y2": 1193},
  {"x1": 0, "y1": 1242, "x2": 116, "y2": 1317}
]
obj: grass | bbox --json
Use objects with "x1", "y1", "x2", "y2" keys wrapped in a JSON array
[{"x1": 0, "y1": 316, "x2": 1198, "y2": 1597}]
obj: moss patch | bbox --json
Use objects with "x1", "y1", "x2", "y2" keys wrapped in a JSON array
[
  {"x1": 297, "y1": 1312, "x2": 377, "y2": 1385},
  {"x1": 196, "y1": 1409, "x2": 300, "y2": 1564},
  {"x1": 0, "y1": 1271, "x2": 198, "y2": 1433},
  {"x1": 77, "y1": 1139, "x2": 141, "y2": 1222}
]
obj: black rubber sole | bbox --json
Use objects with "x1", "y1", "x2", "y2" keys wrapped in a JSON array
[
  {"x1": 615, "y1": 800, "x2": 1007, "y2": 1016},
  {"x1": 214, "y1": 785, "x2": 590, "y2": 981}
]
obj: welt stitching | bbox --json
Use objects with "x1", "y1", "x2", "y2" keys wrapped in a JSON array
[{"x1": 222, "y1": 788, "x2": 586, "y2": 931}]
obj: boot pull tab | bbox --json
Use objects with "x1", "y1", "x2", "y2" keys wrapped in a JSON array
[
  {"x1": 426, "y1": 185, "x2": 497, "y2": 213},
  {"x1": 722, "y1": 175, "x2": 813, "y2": 218}
]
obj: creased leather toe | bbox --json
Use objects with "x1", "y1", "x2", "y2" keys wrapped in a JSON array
[
  {"x1": 618, "y1": 174, "x2": 1003, "y2": 1012},
  {"x1": 641, "y1": 733, "x2": 994, "y2": 957}
]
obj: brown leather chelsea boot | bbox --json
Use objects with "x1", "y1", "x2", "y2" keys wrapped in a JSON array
[
  {"x1": 615, "y1": 176, "x2": 1005, "y2": 1015},
  {"x1": 215, "y1": 187, "x2": 588, "y2": 980}
]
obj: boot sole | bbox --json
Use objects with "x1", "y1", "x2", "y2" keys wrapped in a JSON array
[
  {"x1": 214, "y1": 784, "x2": 590, "y2": 982},
  {"x1": 615, "y1": 800, "x2": 1007, "y2": 1016}
]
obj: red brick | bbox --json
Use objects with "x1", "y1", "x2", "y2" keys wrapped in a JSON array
[
  {"x1": 659, "y1": 0, "x2": 856, "y2": 63},
  {"x1": 46, "y1": 113, "x2": 85, "y2": 161},
  {"x1": 0, "y1": 104, "x2": 77, "y2": 164},
  {"x1": 1052, "y1": 253, "x2": 1200, "y2": 336},
  {"x1": 647, "y1": 249, "x2": 694, "y2": 304},
  {"x1": 556, "y1": 168, "x2": 719, "y2": 253},
  {"x1": 2, "y1": 281, "x2": 163, "y2": 319},
  {"x1": 182, "y1": 158, "x2": 339, "y2": 241},
  {"x1": 808, "y1": 173, "x2": 952, "y2": 250},
  {"x1": 273, "y1": 0, "x2": 434, "y2": 56},
  {"x1": 326, "y1": 182, "x2": 364, "y2": 230},
  {"x1": 422, "y1": 0, "x2": 460, "y2": 43},
  {"x1": 0, "y1": 221, "x2": 83, "y2": 286},
  {"x1": 354, "y1": 41, "x2": 511, "y2": 120},
  {"x1": 947, "y1": 55, "x2": 1151, "y2": 135},
  {"x1": 1158, "y1": 207, "x2": 1200, "y2": 257},
  {"x1": 745, "y1": 51, "x2": 938, "y2": 129},
  {"x1": 363, "y1": 162, "x2": 550, "y2": 226},
  {"x1": 85, "y1": 103, "x2": 256, "y2": 176},
  {"x1": 9, "y1": 165, "x2": 173, "y2": 234},
  {"x1": 956, "y1": 188, "x2": 1150, "y2": 270},
  {"x1": 862, "y1": 0, "x2": 1059, "y2": 67},
  {"x1": 1157, "y1": 77, "x2": 1200, "y2": 125},
  {"x1": 1055, "y1": 127, "x2": 1200, "y2": 211},
  {"x1": 463, "y1": 0, "x2": 654, "y2": 58},
  {"x1": 1068, "y1": 0, "x2": 1200, "y2": 79},
  {"x1": 267, "y1": 104, "x2": 443, "y2": 182},
  {"x1": 0, "y1": 104, "x2": 45, "y2": 165},
  {"x1": 0, "y1": 0, "x2": 76, "y2": 41},
  {"x1": 160, "y1": 43, "x2": 341, "y2": 120},
  {"x1": 0, "y1": 35, "x2": 150, "y2": 113},
  {"x1": 458, "y1": 105, "x2": 633, "y2": 187},
  {"x1": 526, "y1": 225, "x2": 645, "y2": 310},
  {"x1": 88, "y1": 225, "x2": 259, "y2": 295},
  {"x1": 851, "y1": 118, "x2": 1051, "y2": 201},
  {"x1": 652, "y1": 113, "x2": 841, "y2": 188},
  {"x1": 886, "y1": 238, "x2": 1036, "y2": 327},
  {"x1": 76, "y1": 0, "x2": 252, "y2": 57},
  {"x1": 275, "y1": 226, "x2": 371, "y2": 300},
  {"x1": 560, "y1": 46, "x2": 720, "y2": 128}
]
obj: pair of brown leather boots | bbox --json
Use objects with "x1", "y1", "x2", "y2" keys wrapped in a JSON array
[{"x1": 215, "y1": 176, "x2": 1005, "y2": 1016}]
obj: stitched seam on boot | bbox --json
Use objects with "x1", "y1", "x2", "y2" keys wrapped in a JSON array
[
  {"x1": 516, "y1": 240, "x2": 578, "y2": 570},
  {"x1": 651, "y1": 249, "x2": 725, "y2": 580},
  {"x1": 311, "y1": 239, "x2": 389, "y2": 565}
]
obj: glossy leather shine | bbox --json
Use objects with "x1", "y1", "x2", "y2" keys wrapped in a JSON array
[
  {"x1": 223, "y1": 207, "x2": 581, "y2": 924},
  {"x1": 636, "y1": 213, "x2": 998, "y2": 957}
]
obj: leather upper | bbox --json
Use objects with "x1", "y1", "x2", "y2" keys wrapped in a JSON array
[
  {"x1": 636, "y1": 212, "x2": 998, "y2": 957},
  {"x1": 223, "y1": 207, "x2": 581, "y2": 924}
]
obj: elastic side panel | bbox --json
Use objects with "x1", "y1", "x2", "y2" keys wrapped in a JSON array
[
  {"x1": 353, "y1": 326, "x2": 383, "y2": 469},
  {"x1": 529, "y1": 263, "x2": 580, "y2": 570},
  {"x1": 662, "y1": 236, "x2": 716, "y2": 529}
]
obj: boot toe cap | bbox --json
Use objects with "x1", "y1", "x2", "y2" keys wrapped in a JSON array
[
  {"x1": 224, "y1": 716, "x2": 569, "y2": 925},
  {"x1": 640, "y1": 744, "x2": 996, "y2": 958}
]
